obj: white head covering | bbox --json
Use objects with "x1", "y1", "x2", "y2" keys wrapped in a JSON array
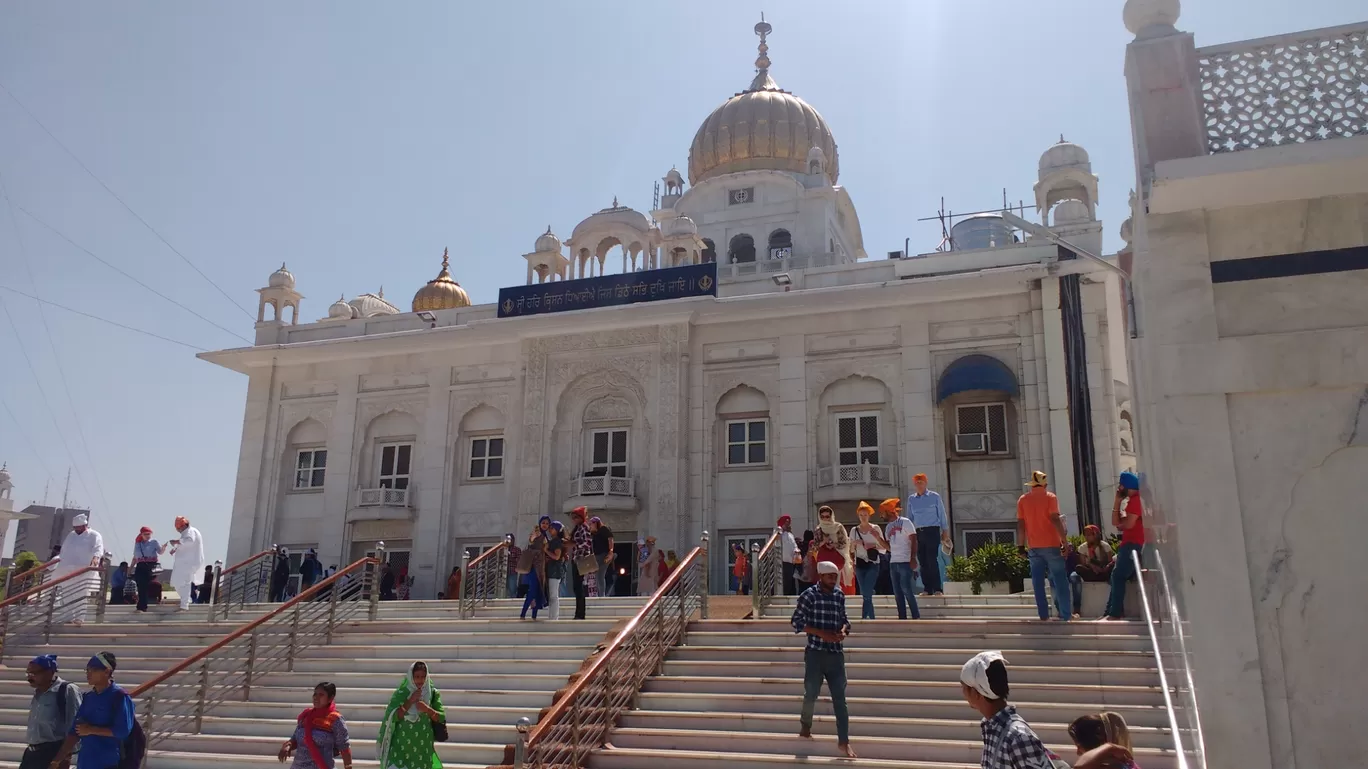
[
  {"x1": 960, "y1": 651, "x2": 1007, "y2": 700},
  {"x1": 72, "y1": 514, "x2": 89, "y2": 527},
  {"x1": 816, "y1": 560, "x2": 840, "y2": 575},
  {"x1": 402, "y1": 661, "x2": 433, "y2": 722}
]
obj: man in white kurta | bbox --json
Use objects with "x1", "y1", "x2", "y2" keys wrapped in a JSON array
[
  {"x1": 54, "y1": 514, "x2": 104, "y2": 625},
  {"x1": 169, "y1": 516, "x2": 205, "y2": 611}
]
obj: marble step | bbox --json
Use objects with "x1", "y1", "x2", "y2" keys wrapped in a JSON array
[
  {"x1": 667, "y1": 645, "x2": 1158, "y2": 669},
  {"x1": 0, "y1": 701, "x2": 537, "y2": 728},
  {"x1": 682, "y1": 632, "x2": 1151, "y2": 653},
  {"x1": 616, "y1": 708, "x2": 1175, "y2": 750},
  {"x1": 641, "y1": 675, "x2": 1164, "y2": 706},
  {"x1": 694, "y1": 618, "x2": 1150, "y2": 636},
  {"x1": 656, "y1": 659, "x2": 1160, "y2": 687}
]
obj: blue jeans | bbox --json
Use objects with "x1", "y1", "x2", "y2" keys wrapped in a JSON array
[
  {"x1": 1028, "y1": 547, "x2": 1071, "y2": 620},
  {"x1": 889, "y1": 562, "x2": 921, "y2": 619},
  {"x1": 800, "y1": 648, "x2": 850, "y2": 744},
  {"x1": 1107, "y1": 543, "x2": 1142, "y2": 617},
  {"x1": 1068, "y1": 571, "x2": 1083, "y2": 616},
  {"x1": 506, "y1": 572, "x2": 519, "y2": 599},
  {"x1": 854, "y1": 561, "x2": 879, "y2": 619},
  {"x1": 520, "y1": 572, "x2": 546, "y2": 618}
]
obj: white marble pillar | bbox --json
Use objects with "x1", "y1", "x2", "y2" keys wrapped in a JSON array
[
  {"x1": 226, "y1": 368, "x2": 277, "y2": 564},
  {"x1": 899, "y1": 319, "x2": 936, "y2": 485},
  {"x1": 317, "y1": 372, "x2": 360, "y2": 569},
  {"x1": 776, "y1": 335, "x2": 809, "y2": 525},
  {"x1": 1040, "y1": 278, "x2": 1078, "y2": 522},
  {"x1": 411, "y1": 368, "x2": 453, "y2": 598}
]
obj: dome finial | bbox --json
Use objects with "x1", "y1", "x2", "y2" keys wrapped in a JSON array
[
  {"x1": 441, "y1": 247, "x2": 450, "y2": 270},
  {"x1": 612, "y1": 195, "x2": 619, "y2": 208},
  {"x1": 749, "y1": 14, "x2": 778, "y2": 91}
]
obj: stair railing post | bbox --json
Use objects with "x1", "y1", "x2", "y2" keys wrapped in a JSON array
[
  {"x1": 287, "y1": 603, "x2": 301, "y2": 672},
  {"x1": 500, "y1": 536, "x2": 512, "y2": 600},
  {"x1": 1, "y1": 565, "x2": 11, "y2": 601},
  {"x1": 750, "y1": 541, "x2": 761, "y2": 619},
  {"x1": 42, "y1": 582, "x2": 58, "y2": 643},
  {"x1": 208, "y1": 560, "x2": 223, "y2": 621},
  {"x1": 95, "y1": 553, "x2": 111, "y2": 623},
  {"x1": 699, "y1": 531, "x2": 710, "y2": 620},
  {"x1": 326, "y1": 569, "x2": 340, "y2": 641},
  {"x1": 244, "y1": 631, "x2": 259, "y2": 699},
  {"x1": 368, "y1": 542, "x2": 385, "y2": 622},
  {"x1": 194, "y1": 658, "x2": 210, "y2": 732},
  {"x1": 459, "y1": 551, "x2": 471, "y2": 619},
  {"x1": 513, "y1": 716, "x2": 531, "y2": 769}
]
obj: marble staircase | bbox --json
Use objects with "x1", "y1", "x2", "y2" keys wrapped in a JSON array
[
  {"x1": 0, "y1": 596, "x2": 646, "y2": 769},
  {"x1": 589, "y1": 603, "x2": 1180, "y2": 769}
]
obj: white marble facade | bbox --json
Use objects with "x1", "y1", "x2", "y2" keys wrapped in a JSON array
[{"x1": 204, "y1": 20, "x2": 1130, "y2": 597}]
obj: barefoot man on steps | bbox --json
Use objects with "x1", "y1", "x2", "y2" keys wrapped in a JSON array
[{"x1": 790, "y1": 560, "x2": 856, "y2": 758}]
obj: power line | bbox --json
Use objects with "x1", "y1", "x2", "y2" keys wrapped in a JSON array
[
  {"x1": 0, "y1": 178, "x2": 125, "y2": 549},
  {"x1": 0, "y1": 79, "x2": 256, "y2": 321},
  {"x1": 0, "y1": 393, "x2": 58, "y2": 489},
  {"x1": 10, "y1": 202, "x2": 253, "y2": 345},
  {"x1": 0, "y1": 285, "x2": 208, "y2": 351}
]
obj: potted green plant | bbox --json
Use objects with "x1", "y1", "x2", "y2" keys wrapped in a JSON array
[
  {"x1": 943, "y1": 555, "x2": 974, "y2": 594},
  {"x1": 966, "y1": 542, "x2": 1030, "y2": 595}
]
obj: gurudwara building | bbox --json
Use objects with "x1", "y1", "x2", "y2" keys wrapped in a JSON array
[{"x1": 204, "y1": 21, "x2": 1133, "y2": 597}]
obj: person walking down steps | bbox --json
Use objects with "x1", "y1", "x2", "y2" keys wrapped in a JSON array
[{"x1": 791, "y1": 561, "x2": 856, "y2": 759}]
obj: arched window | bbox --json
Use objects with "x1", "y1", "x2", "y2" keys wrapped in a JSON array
[
  {"x1": 767, "y1": 229, "x2": 792, "y2": 259},
  {"x1": 728, "y1": 234, "x2": 756, "y2": 264},
  {"x1": 701, "y1": 238, "x2": 716, "y2": 263}
]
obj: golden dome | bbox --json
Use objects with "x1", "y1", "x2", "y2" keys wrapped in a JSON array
[
  {"x1": 687, "y1": 19, "x2": 839, "y2": 186},
  {"x1": 411, "y1": 248, "x2": 471, "y2": 312}
]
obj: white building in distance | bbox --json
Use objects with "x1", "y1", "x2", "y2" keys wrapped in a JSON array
[{"x1": 203, "y1": 20, "x2": 1132, "y2": 596}]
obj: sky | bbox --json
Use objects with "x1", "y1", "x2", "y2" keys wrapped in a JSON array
[{"x1": 0, "y1": 0, "x2": 1361, "y2": 564}]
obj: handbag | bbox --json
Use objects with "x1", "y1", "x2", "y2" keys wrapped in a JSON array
[
  {"x1": 515, "y1": 550, "x2": 535, "y2": 575},
  {"x1": 574, "y1": 554, "x2": 599, "y2": 574},
  {"x1": 431, "y1": 716, "x2": 448, "y2": 742}
]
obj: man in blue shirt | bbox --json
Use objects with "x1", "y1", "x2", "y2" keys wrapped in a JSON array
[
  {"x1": 51, "y1": 652, "x2": 135, "y2": 769},
  {"x1": 906, "y1": 473, "x2": 952, "y2": 596},
  {"x1": 790, "y1": 561, "x2": 856, "y2": 758}
]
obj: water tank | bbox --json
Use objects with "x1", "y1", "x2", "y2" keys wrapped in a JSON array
[{"x1": 950, "y1": 214, "x2": 1017, "y2": 251}]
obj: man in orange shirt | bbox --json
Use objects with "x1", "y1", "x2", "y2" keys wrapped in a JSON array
[{"x1": 1016, "y1": 471, "x2": 1072, "y2": 621}]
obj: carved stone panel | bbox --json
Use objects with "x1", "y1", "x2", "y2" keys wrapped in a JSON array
[{"x1": 950, "y1": 491, "x2": 1018, "y2": 522}]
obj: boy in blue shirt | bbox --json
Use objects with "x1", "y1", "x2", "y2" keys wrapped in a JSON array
[{"x1": 51, "y1": 652, "x2": 135, "y2": 769}]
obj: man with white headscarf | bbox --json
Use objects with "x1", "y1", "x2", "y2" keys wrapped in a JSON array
[
  {"x1": 790, "y1": 560, "x2": 856, "y2": 758},
  {"x1": 960, "y1": 651, "x2": 1069, "y2": 768},
  {"x1": 54, "y1": 514, "x2": 104, "y2": 625},
  {"x1": 169, "y1": 516, "x2": 205, "y2": 611}
]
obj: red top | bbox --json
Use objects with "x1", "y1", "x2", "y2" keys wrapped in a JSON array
[{"x1": 1120, "y1": 495, "x2": 1146, "y2": 546}]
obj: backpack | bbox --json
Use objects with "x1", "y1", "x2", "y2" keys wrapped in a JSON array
[{"x1": 119, "y1": 714, "x2": 147, "y2": 769}]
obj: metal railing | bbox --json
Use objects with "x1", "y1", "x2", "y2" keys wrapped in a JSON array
[
  {"x1": 132, "y1": 547, "x2": 384, "y2": 748},
  {"x1": 1197, "y1": 22, "x2": 1368, "y2": 154},
  {"x1": 460, "y1": 538, "x2": 511, "y2": 619},
  {"x1": 514, "y1": 532, "x2": 709, "y2": 769},
  {"x1": 1132, "y1": 548, "x2": 1202, "y2": 769},
  {"x1": 0, "y1": 556, "x2": 111, "y2": 661},
  {"x1": 2, "y1": 556, "x2": 59, "y2": 598},
  {"x1": 210, "y1": 547, "x2": 278, "y2": 621},
  {"x1": 750, "y1": 527, "x2": 783, "y2": 619},
  {"x1": 816, "y1": 463, "x2": 897, "y2": 488},
  {"x1": 358, "y1": 486, "x2": 412, "y2": 507},
  {"x1": 715, "y1": 251, "x2": 846, "y2": 280}
]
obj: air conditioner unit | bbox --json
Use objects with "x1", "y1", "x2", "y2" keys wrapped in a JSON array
[{"x1": 955, "y1": 433, "x2": 987, "y2": 453}]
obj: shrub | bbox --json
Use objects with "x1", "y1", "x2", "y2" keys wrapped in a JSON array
[
  {"x1": 946, "y1": 556, "x2": 972, "y2": 583},
  {"x1": 966, "y1": 542, "x2": 1029, "y2": 595}
]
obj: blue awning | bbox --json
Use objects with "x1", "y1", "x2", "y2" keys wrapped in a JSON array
[{"x1": 936, "y1": 354, "x2": 1019, "y2": 403}]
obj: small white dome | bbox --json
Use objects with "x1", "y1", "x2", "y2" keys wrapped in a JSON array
[
  {"x1": 327, "y1": 295, "x2": 355, "y2": 320},
  {"x1": 664, "y1": 216, "x2": 698, "y2": 237},
  {"x1": 807, "y1": 145, "x2": 827, "y2": 163},
  {"x1": 269, "y1": 263, "x2": 295, "y2": 289},
  {"x1": 1052, "y1": 200, "x2": 1091, "y2": 225},
  {"x1": 663, "y1": 168, "x2": 685, "y2": 186},
  {"x1": 0, "y1": 463, "x2": 11, "y2": 483},
  {"x1": 1123, "y1": 0, "x2": 1181, "y2": 37},
  {"x1": 535, "y1": 227, "x2": 563, "y2": 254},
  {"x1": 1039, "y1": 140, "x2": 1091, "y2": 175}
]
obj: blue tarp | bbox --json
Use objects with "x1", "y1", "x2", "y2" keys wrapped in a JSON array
[{"x1": 936, "y1": 354, "x2": 1018, "y2": 403}]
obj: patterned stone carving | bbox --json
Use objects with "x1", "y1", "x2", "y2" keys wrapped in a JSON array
[
  {"x1": 806, "y1": 359, "x2": 901, "y2": 422},
  {"x1": 357, "y1": 397, "x2": 426, "y2": 427},
  {"x1": 279, "y1": 402, "x2": 335, "y2": 435},
  {"x1": 1199, "y1": 26, "x2": 1368, "y2": 154},
  {"x1": 705, "y1": 368, "x2": 781, "y2": 413},
  {"x1": 453, "y1": 510, "x2": 502, "y2": 536},
  {"x1": 583, "y1": 394, "x2": 634, "y2": 423},
  {"x1": 950, "y1": 491, "x2": 1018, "y2": 521},
  {"x1": 449, "y1": 388, "x2": 512, "y2": 433}
]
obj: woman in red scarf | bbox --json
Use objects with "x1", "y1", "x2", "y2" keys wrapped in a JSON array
[{"x1": 277, "y1": 682, "x2": 352, "y2": 769}]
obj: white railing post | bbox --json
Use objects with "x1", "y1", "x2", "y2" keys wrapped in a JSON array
[
  {"x1": 699, "y1": 531, "x2": 710, "y2": 619},
  {"x1": 459, "y1": 550, "x2": 472, "y2": 619},
  {"x1": 208, "y1": 560, "x2": 223, "y2": 620},
  {"x1": 513, "y1": 716, "x2": 531, "y2": 768},
  {"x1": 95, "y1": 553, "x2": 112, "y2": 623},
  {"x1": 750, "y1": 541, "x2": 761, "y2": 619},
  {"x1": 368, "y1": 542, "x2": 385, "y2": 621}
]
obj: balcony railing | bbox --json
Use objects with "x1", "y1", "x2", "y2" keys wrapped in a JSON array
[
  {"x1": 715, "y1": 251, "x2": 845, "y2": 280},
  {"x1": 1198, "y1": 23, "x2": 1368, "y2": 154},
  {"x1": 816, "y1": 463, "x2": 897, "y2": 488},
  {"x1": 357, "y1": 486, "x2": 411, "y2": 507},
  {"x1": 567, "y1": 474, "x2": 636, "y2": 498}
]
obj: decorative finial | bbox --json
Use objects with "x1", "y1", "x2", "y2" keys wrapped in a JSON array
[
  {"x1": 441, "y1": 247, "x2": 449, "y2": 269},
  {"x1": 1059, "y1": 134, "x2": 1067, "y2": 144},
  {"x1": 280, "y1": 262, "x2": 287, "y2": 270},
  {"x1": 754, "y1": 13, "x2": 772, "y2": 72},
  {"x1": 612, "y1": 195, "x2": 619, "y2": 208},
  {"x1": 545, "y1": 225, "x2": 552, "y2": 234},
  {"x1": 378, "y1": 285, "x2": 384, "y2": 298}
]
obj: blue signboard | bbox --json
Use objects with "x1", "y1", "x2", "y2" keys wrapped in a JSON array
[{"x1": 497, "y1": 262, "x2": 717, "y2": 318}]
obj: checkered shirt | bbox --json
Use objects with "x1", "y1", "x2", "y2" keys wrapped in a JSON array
[
  {"x1": 979, "y1": 705, "x2": 1060, "y2": 769},
  {"x1": 790, "y1": 584, "x2": 850, "y2": 652}
]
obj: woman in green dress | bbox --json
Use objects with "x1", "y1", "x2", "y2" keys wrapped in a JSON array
[{"x1": 376, "y1": 661, "x2": 445, "y2": 769}]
